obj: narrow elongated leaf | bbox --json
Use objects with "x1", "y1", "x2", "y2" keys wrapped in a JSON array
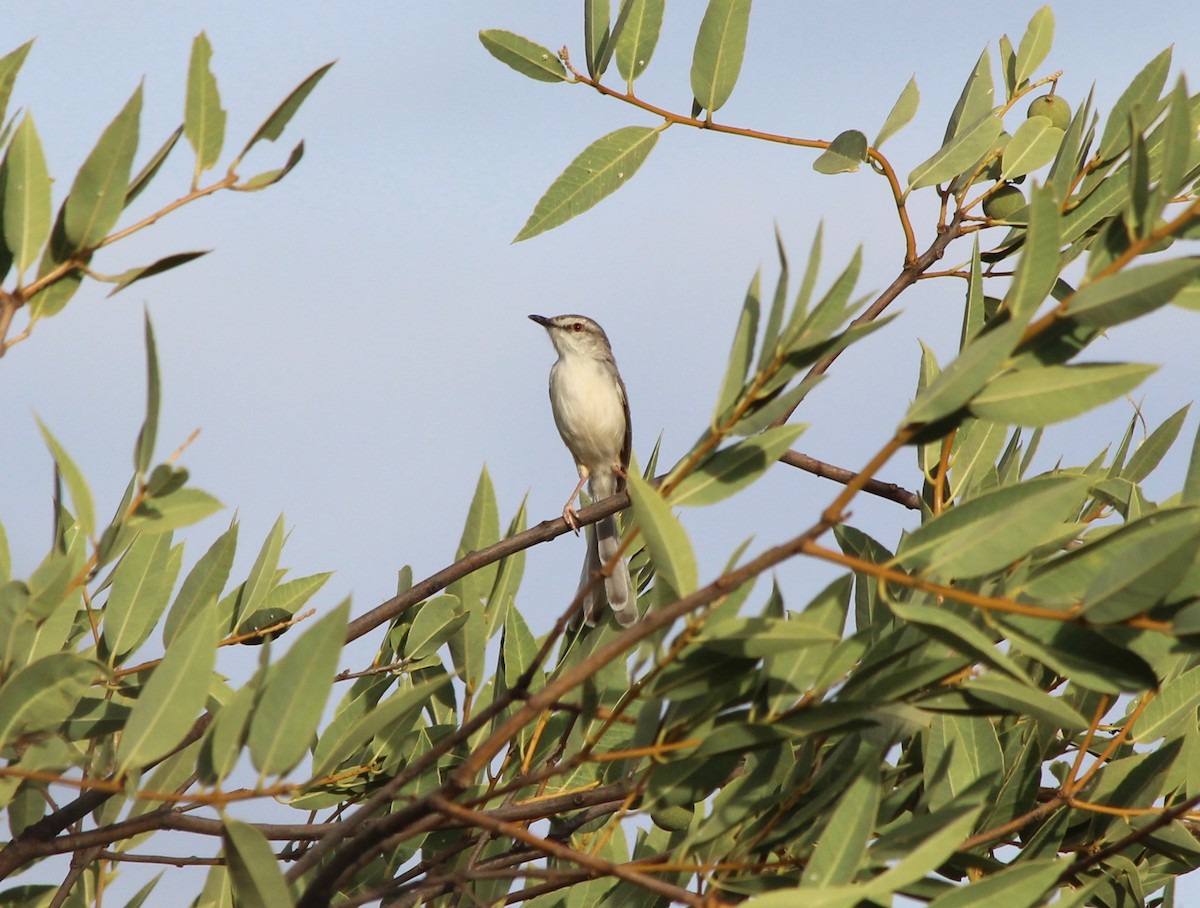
[
  {"x1": 130, "y1": 487, "x2": 223, "y2": 533},
  {"x1": 184, "y1": 32, "x2": 225, "y2": 176},
  {"x1": 247, "y1": 600, "x2": 348, "y2": 776},
  {"x1": 971, "y1": 363, "x2": 1156, "y2": 426},
  {"x1": 1067, "y1": 259, "x2": 1200, "y2": 328},
  {"x1": 232, "y1": 515, "x2": 285, "y2": 631},
  {"x1": 1004, "y1": 184, "x2": 1061, "y2": 317},
  {"x1": 478, "y1": 31, "x2": 567, "y2": 83},
  {"x1": 116, "y1": 606, "x2": 217, "y2": 772},
  {"x1": 126, "y1": 126, "x2": 182, "y2": 208},
  {"x1": 615, "y1": 0, "x2": 665, "y2": 83},
  {"x1": 906, "y1": 314, "x2": 1029, "y2": 424},
  {"x1": 943, "y1": 49, "x2": 994, "y2": 143},
  {"x1": 713, "y1": 271, "x2": 760, "y2": 421},
  {"x1": 813, "y1": 130, "x2": 869, "y2": 175},
  {"x1": 964, "y1": 673, "x2": 1087, "y2": 730},
  {"x1": 514, "y1": 125, "x2": 658, "y2": 242},
  {"x1": 405, "y1": 595, "x2": 467, "y2": 659},
  {"x1": 874, "y1": 76, "x2": 919, "y2": 148},
  {"x1": 1097, "y1": 47, "x2": 1171, "y2": 161},
  {"x1": 865, "y1": 802, "x2": 983, "y2": 898},
  {"x1": 107, "y1": 250, "x2": 211, "y2": 298},
  {"x1": 908, "y1": 114, "x2": 1003, "y2": 191},
  {"x1": 929, "y1": 859, "x2": 1062, "y2": 908},
  {"x1": 224, "y1": 819, "x2": 293, "y2": 908},
  {"x1": 626, "y1": 472, "x2": 697, "y2": 595},
  {"x1": 64, "y1": 84, "x2": 142, "y2": 251},
  {"x1": 164, "y1": 522, "x2": 237, "y2": 646},
  {"x1": 0, "y1": 653, "x2": 96, "y2": 749},
  {"x1": 1154, "y1": 78, "x2": 1192, "y2": 210},
  {"x1": 35, "y1": 419, "x2": 95, "y2": 538},
  {"x1": 689, "y1": 0, "x2": 753, "y2": 114},
  {"x1": 1013, "y1": 6, "x2": 1054, "y2": 87},
  {"x1": 897, "y1": 475, "x2": 1087, "y2": 578},
  {"x1": 1001, "y1": 116, "x2": 1064, "y2": 179},
  {"x1": 584, "y1": 0, "x2": 611, "y2": 78},
  {"x1": 235, "y1": 61, "x2": 334, "y2": 164},
  {"x1": 698, "y1": 615, "x2": 840, "y2": 657},
  {"x1": 890, "y1": 601, "x2": 1033, "y2": 684},
  {"x1": 238, "y1": 140, "x2": 304, "y2": 191},
  {"x1": 2, "y1": 113, "x2": 52, "y2": 277},
  {"x1": 1135, "y1": 666, "x2": 1200, "y2": 742},
  {"x1": 1081, "y1": 510, "x2": 1200, "y2": 622},
  {"x1": 1125, "y1": 405, "x2": 1189, "y2": 483},
  {"x1": 801, "y1": 762, "x2": 879, "y2": 888},
  {"x1": 0, "y1": 41, "x2": 34, "y2": 129},
  {"x1": 135, "y1": 311, "x2": 160, "y2": 474},
  {"x1": 1001, "y1": 615, "x2": 1157, "y2": 692},
  {"x1": 103, "y1": 532, "x2": 181, "y2": 661},
  {"x1": 672, "y1": 425, "x2": 804, "y2": 506}
]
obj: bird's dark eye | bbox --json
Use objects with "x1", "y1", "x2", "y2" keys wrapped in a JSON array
[{"x1": 572, "y1": 322, "x2": 584, "y2": 332}]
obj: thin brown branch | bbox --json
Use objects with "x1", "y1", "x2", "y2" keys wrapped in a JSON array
[{"x1": 780, "y1": 449, "x2": 921, "y2": 509}]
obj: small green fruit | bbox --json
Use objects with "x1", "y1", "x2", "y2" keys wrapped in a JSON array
[
  {"x1": 1027, "y1": 94, "x2": 1071, "y2": 130},
  {"x1": 650, "y1": 805, "x2": 694, "y2": 832},
  {"x1": 983, "y1": 184, "x2": 1026, "y2": 221}
]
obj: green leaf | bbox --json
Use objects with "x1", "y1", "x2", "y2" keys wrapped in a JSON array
[
  {"x1": 1080, "y1": 510, "x2": 1200, "y2": 622},
  {"x1": 971, "y1": 363, "x2": 1156, "y2": 426},
  {"x1": 1124, "y1": 404, "x2": 1189, "y2": 483},
  {"x1": 672, "y1": 425, "x2": 805, "y2": 507},
  {"x1": 223, "y1": 819, "x2": 293, "y2": 908},
  {"x1": 237, "y1": 140, "x2": 304, "y2": 191},
  {"x1": 889, "y1": 601, "x2": 1033, "y2": 685},
  {"x1": 514, "y1": 125, "x2": 658, "y2": 242},
  {"x1": 905, "y1": 314, "x2": 1029, "y2": 424},
  {"x1": 478, "y1": 30, "x2": 567, "y2": 83},
  {"x1": 116, "y1": 606, "x2": 217, "y2": 773},
  {"x1": 1, "y1": 113, "x2": 52, "y2": 277},
  {"x1": 35, "y1": 418, "x2": 96, "y2": 538},
  {"x1": 103, "y1": 532, "x2": 181, "y2": 662},
  {"x1": 874, "y1": 76, "x2": 919, "y2": 148},
  {"x1": 584, "y1": 0, "x2": 611, "y2": 79},
  {"x1": 1067, "y1": 259, "x2": 1200, "y2": 328},
  {"x1": 943, "y1": 49, "x2": 994, "y2": 144},
  {"x1": 689, "y1": 0, "x2": 752, "y2": 114},
  {"x1": 0, "y1": 653, "x2": 97, "y2": 749},
  {"x1": 713, "y1": 271, "x2": 760, "y2": 422},
  {"x1": 1154, "y1": 77, "x2": 1193, "y2": 210},
  {"x1": 864, "y1": 802, "x2": 984, "y2": 898},
  {"x1": 908, "y1": 114, "x2": 1003, "y2": 191},
  {"x1": 232, "y1": 516, "x2": 285, "y2": 634},
  {"x1": 1003, "y1": 184, "x2": 1061, "y2": 317},
  {"x1": 234, "y1": 61, "x2": 334, "y2": 165},
  {"x1": 1001, "y1": 116, "x2": 1063, "y2": 179},
  {"x1": 164, "y1": 523, "x2": 237, "y2": 647},
  {"x1": 1136, "y1": 665, "x2": 1200, "y2": 742},
  {"x1": 812, "y1": 130, "x2": 869, "y2": 175},
  {"x1": 310, "y1": 675, "x2": 449, "y2": 780},
  {"x1": 184, "y1": 32, "x2": 225, "y2": 177},
  {"x1": 107, "y1": 250, "x2": 211, "y2": 298},
  {"x1": 614, "y1": 0, "x2": 665, "y2": 84},
  {"x1": 801, "y1": 760, "x2": 879, "y2": 888},
  {"x1": 64, "y1": 84, "x2": 142, "y2": 251},
  {"x1": 405, "y1": 595, "x2": 467, "y2": 660},
  {"x1": 626, "y1": 472, "x2": 697, "y2": 595},
  {"x1": 129, "y1": 487, "x2": 223, "y2": 534},
  {"x1": 1097, "y1": 47, "x2": 1171, "y2": 161},
  {"x1": 697, "y1": 616, "x2": 840, "y2": 657},
  {"x1": 963, "y1": 673, "x2": 1087, "y2": 730},
  {"x1": 126, "y1": 126, "x2": 183, "y2": 208},
  {"x1": 897, "y1": 475, "x2": 1088, "y2": 578},
  {"x1": 1001, "y1": 616, "x2": 1157, "y2": 692},
  {"x1": 928, "y1": 859, "x2": 1062, "y2": 908},
  {"x1": 1013, "y1": 6, "x2": 1054, "y2": 87},
  {"x1": 502, "y1": 607, "x2": 538, "y2": 689},
  {"x1": 248, "y1": 601, "x2": 347, "y2": 777},
  {"x1": 135, "y1": 311, "x2": 160, "y2": 475},
  {"x1": 0, "y1": 41, "x2": 34, "y2": 129}
]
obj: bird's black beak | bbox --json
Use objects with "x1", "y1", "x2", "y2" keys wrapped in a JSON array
[{"x1": 528, "y1": 314, "x2": 552, "y2": 328}]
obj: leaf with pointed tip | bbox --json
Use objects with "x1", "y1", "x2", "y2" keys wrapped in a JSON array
[
  {"x1": 248, "y1": 600, "x2": 348, "y2": 776},
  {"x1": 0, "y1": 653, "x2": 97, "y2": 749},
  {"x1": 107, "y1": 251, "x2": 211, "y2": 298},
  {"x1": 1001, "y1": 116, "x2": 1063, "y2": 179},
  {"x1": 130, "y1": 487, "x2": 223, "y2": 534},
  {"x1": 928, "y1": 858, "x2": 1063, "y2": 908},
  {"x1": 813, "y1": 130, "x2": 869, "y2": 175},
  {"x1": 689, "y1": 0, "x2": 752, "y2": 114},
  {"x1": 1125, "y1": 405, "x2": 1189, "y2": 484},
  {"x1": 713, "y1": 272, "x2": 760, "y2": 422},
  {"x1": 478, "y1": 30, "x2": 567, "y2": 83},
  {"x1": 224, "y1": 819, "x2": 293, "y2": 908},
  {"x1": 237, "y1": 140, "x2": 304, "y2": 191},
  {"x1": 116, "y1": 606, "x2": 217, "y2": 772},
  {"x1": 1097, "y1": 47, "x2": 1171, "y2": 161},
  {"x1": 584, "y1": 0, "x2": 611, "y2": 78},
  {"x1": 1067, "y1": 259, "x2": 1200, "y2": 328},
  {"x1": 908, "y1": 114, "x2": 1002, "y2": 191},
  {"x1": 1081, "y1": 511, "x2": 1200, "y2": 622},
  {"x1": 184, "y1": 32, "x2": 226, "y2": 176},
  {"x1": 0, "y1": 41, "x2": 33, "y2": 129},
  {"x1": 971, "y1": 363, "x2": 1156, "y2": 426},
  {"x1": 64, "y1": 84, "x2": 142, "y2": 252},
  {"x1": 1003, "y1": 185, "x2": 1061, "y2": 317},
  {"x1": 163, "y1": 522, "x2": 237, "y2": 646},
  {"x1": 2, "y1": 113, "x2": 52, "y2": 277},
  {"x1": 874, "y1": 76, "x2": 919, "y2": 148},
  {"x1": 673, "y1": 425, "x2": 805, "y2": 507},
  {"x1": 943, "y1": 49, "x2": 994, "y2": 144},
  {"x1": 102, "y1": 532, "x2": 181, "y2": 662},
  {"x1": 515, "y1": 126, "x2": 658, "y2": 242},
  {"x1": 235, "y1": 61, "x2": 334, "y2": 165},
  {"x1": 1013, "y1": 6, "x2": 1054, "y2": 87},
  {"x1": 627, "y1": 472, "x2": 697, "y2": 595},
  {"x1": 126, "y1": 126, "x2": 183, "y2": 208},
  {"x1": 35, "y1": 418, "x2": 95, "y2": 538},
  {"x1": 615, "y1": 0, "x2": 665, "y2": 84}
]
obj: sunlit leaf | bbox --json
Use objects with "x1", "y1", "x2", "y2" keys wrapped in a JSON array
[
  {"x1": 971, "y1": 363, "x2": 1156, "y2": 426},
  {"x1": 689, "y1": 0, "x2": 753, "y2": 114},
  {"x1": 478, "y1": 30, "x2": 567, "y2": 83}
]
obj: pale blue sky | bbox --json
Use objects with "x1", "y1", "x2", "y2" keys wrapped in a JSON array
[{"x1": 1, "y1": 2, "x2": 1198, "y2": 902}]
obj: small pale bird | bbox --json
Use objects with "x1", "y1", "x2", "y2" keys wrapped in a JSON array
[{"x1": 529, "y1": 313, "x2": 637, "y2": 627}]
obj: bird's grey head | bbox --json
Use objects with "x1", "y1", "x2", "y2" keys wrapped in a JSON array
[{"x1": 529, "y1": 314, "x2": 613, "y2": 359}]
